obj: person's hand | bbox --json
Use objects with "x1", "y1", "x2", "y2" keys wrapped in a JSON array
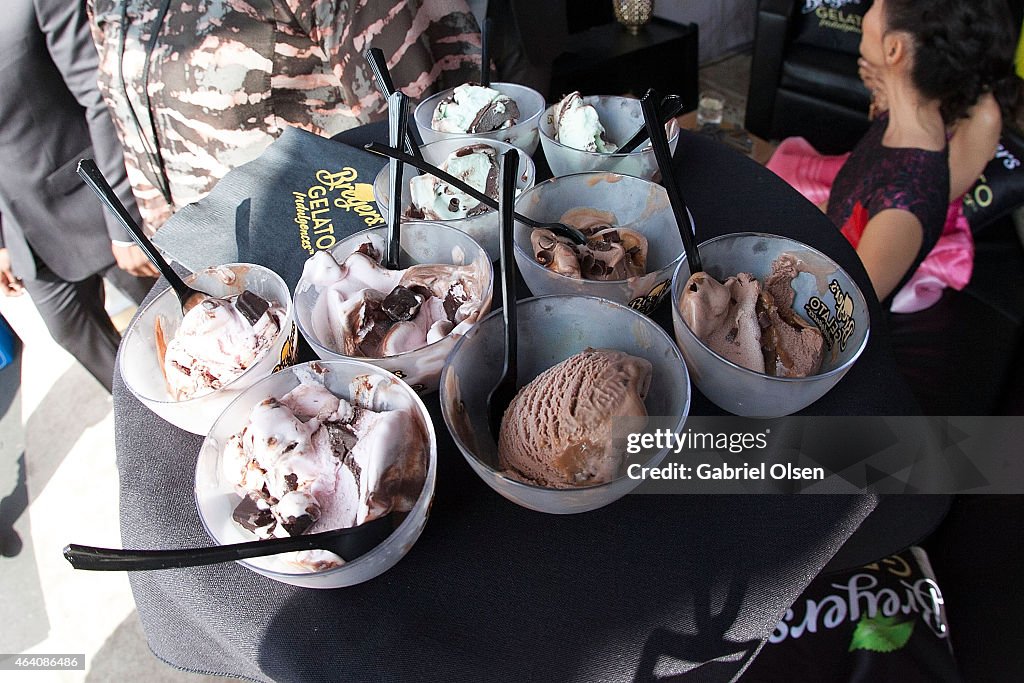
[
  {"x1": 858, "y1": 57, "x2": 888, "y2": 119},
  {"x1": 111, "y1": 243, "x2": 159, "y2": 278},
  {"x1": 0, "y1": 248, "x2": 24, "y2": 296}
]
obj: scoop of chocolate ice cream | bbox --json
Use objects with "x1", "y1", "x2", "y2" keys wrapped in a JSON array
[
  {"x1": 498, "y1": 348, "x2": 652, "y2": 488},
  {"x1": 529, "y1": 208, "x2": 648, "y2": 281},
  {"x1": 679, "y1": 256, "x2": 824, "y2": 377},
  {"x1": 680, "y1": 272, "x2": 766, "y2": 373}
]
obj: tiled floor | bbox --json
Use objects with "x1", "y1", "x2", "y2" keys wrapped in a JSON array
[{"x1": 0, "y1": 52, "x2": 754, "y2": 682}]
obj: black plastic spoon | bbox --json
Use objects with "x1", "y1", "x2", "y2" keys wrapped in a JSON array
[
  {"x1": 617, "y1": 91, "x2": 687, "y2": 154},
  {"x1": 363, "y1": 142, "x2": 588, "y2": 246},
  {"x1": 640, "y1": 90, "x2": 702, "y2": 274},
  {"x1": 76, "y1": 159, "x2": 211, "y2": 314},
  {"x1": 385, "y1": 91, "x2": 410, "y2": 270},
  {"x1": 480, "y1": 17, "x2": 493, "y2": 87},
  {"x1": 62, "y1": 513, "x2": 395, "y2": 571},
  {"x1": 363, "y1": 47, "x2": 424, "y2": 158},
  {"x1": 486, "y1": 149, "x2": 520, "y2": 440}
]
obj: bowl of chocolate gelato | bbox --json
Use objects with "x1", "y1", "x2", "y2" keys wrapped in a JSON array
[
  {"x1": 194, "y1": 360, "x2": 436, "y2": 589},
  {"x1": 539, "y1": 93, "x2": 679, "y2": 179},
  {"x1": 372, "y1": 137, "x2": 536, "y2": 260},
  {"x1": 119, "y1": 263, "x2": 296, "y2": 435},
  {"x1": 513, "y1": 172, "x2": 688, "y2": 315},
  {"x1": 440, "y1": 295, "x2": 690, "y2": 514},
  {"x1": 293, "y1": 221, "x2": 493, "y2": 394},
  {"x1": 670, "y1": 233, "x2": 870, "y2": 418},
  {"x1": 414, "y1": 82, "x2": 546, "y2": 156}
]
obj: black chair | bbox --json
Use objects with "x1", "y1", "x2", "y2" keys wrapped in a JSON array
[{"x1": 745, "y1": 0, "x2": 872, "y2": 153}]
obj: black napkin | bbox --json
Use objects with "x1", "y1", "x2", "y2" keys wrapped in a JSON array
[{"x1": 153, "y1": 127, "x2": 387, "y2": 290}]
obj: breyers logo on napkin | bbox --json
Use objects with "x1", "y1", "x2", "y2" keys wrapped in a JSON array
[
  {"x1": 243, "y1": 128, "x2": 387, "y2": 290},
  {"x1": 152, "y1": 126, "x2": 387, "y2": 291},
  {"x1": 291, "y1": 168, "x2": 384, "y2": 257}
]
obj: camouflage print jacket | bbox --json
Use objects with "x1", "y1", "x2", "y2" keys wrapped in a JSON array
[{"x1": 88, "y1": 0, "x2": 482, "y2": 233}]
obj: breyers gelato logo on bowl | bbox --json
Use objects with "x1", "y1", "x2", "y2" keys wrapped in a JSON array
[
  {"x1": 273, "y1": 323, "x2": 299, "y2": 373},
  {"x1": 804, "y1": 279, "x2": 856, "y2": 352},
  {"x1": 391, "y1": 369, "x2": 427, "y2": 394},
  {"x1": 628, "y1": 279, "x2": 671, "y2": 315}
]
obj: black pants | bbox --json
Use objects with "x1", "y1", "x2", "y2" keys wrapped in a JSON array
[{"x1": 22, "y1": 260, "x2": 154, "y2": 393}]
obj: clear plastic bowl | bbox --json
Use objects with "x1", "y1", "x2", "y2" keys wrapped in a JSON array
[
  {"x1": 293, "y1": 221, "x2": 493, "y2": 393},
  {"x1": 670, "y1": 232, "x2": 871, "y2": 418},
  {"x1": 539, "y1": 95, "x2": 680, "y2": 179},
  {"x1": 372, "y1": 137, "x2": 536, "y2": 260},
  {"x1": 119, "y1": 264, "x2": 297, "y2": 435},
  {"x1": 414, "y1": 82, "x2": 546, "y2": 156},
  {"x1": 440, "y1": 295, "x2": 691, "y2": 514},
  {"x1": 513, "y1": 172, "x2": 686, "y2": 315},
  {"x1": 194, "y1": 360, "x2": 437, "y2": 589}
]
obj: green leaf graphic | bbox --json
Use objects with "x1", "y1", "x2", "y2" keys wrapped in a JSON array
[{"x1": 849, "y1": 615, "x2": 915, "y2": 653}]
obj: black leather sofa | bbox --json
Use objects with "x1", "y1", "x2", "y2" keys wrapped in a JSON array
[{"x1": 745, "y1": 0, "x2": 872, "y2": 154}]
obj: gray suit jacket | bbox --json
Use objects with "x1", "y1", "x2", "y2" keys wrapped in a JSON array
[{"x1": 0, "y1": 0, "x2": 138, "y2": 282}]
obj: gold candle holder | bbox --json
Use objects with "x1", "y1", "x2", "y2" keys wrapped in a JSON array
[{"x1": 613, "y1": 0, "x2": 654, "y2": 35}]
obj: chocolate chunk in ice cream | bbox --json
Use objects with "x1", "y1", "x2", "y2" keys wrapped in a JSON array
[
  {"x1": 324, "y1": 422, "x2": 359, "y2": 461},
  {"x1": 276, "y1": 491, "x2": 320, "y2": 536},
  {"x1": 382, "y1": 286, "x2": 425, "y2": 322},
  {"x1": 232, "y1": 493, "x2": 276, "y2": 535},
  {"x1": 353, "y1": 292, "x2": 397, "y2": 357},
  {"x1": 234, "y1": 289, "x2": 271, "y2": 326},
  {"x1": 442, "y1": 281, "x2": 471, "y2": 324},
  {"x1": 473, "y1": 99, "x2": 520, "y2": 132}
]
